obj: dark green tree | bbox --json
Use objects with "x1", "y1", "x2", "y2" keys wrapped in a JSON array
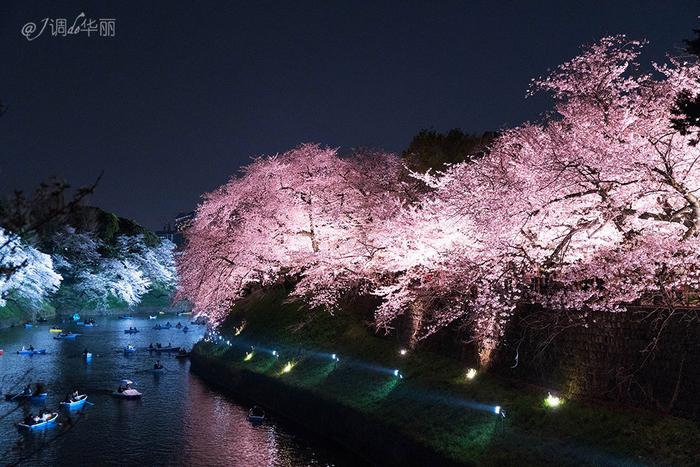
[
  {"x1": 401, "y1": 129, "x2": 497, "y2": 172},
  {"x1": 671, "y1": 29, "x2": 700, "y2": 143}
]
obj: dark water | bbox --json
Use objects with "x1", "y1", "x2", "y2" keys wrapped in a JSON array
[{"x1": 0, "y1": 315, "x2": 352, "y2": 466}]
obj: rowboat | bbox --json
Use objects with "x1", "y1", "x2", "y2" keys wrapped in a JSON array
[
  {"x1": 54, "y1": 333, "x2": 81, "y2": 340},
  {"x1": 112, "y1": 389, "x2": 141, "y2": 399},
  {"x1": 112, "y1": 380, "x2": 142, "y2": 399},
  {"x1": 123, "y1": 329, "x2": 140, "y2": 334},
  {"x1": 84, "y1": 352, "x2": 93, "y2": 360},
  {"x1": 17, "y1": 349, "x2": 46, "y2": 355},
  {"x1": 123, "y1": 345, "x2": 137, "y2": 354},
  {"x1": 248, "y1": 406, "x2": 265, "y2": 423},
  {"x1": 49, "y1": 328, "x2": 62, "y2": 333},
  {"x1": 60, "y1": 394, "x2": 88, "y2": 410},
  {"x1": 118, "y1": 315, "x2": 132, "y2": 320},
  {"x1": 17, "y1": 412, "x2": 58, "y2": 431},
  {"x1": 83, "y1": 322, "x2": 94, "y2": 327},
  {"x1": 149, "y1": 315, "x2": 157, "y2": 320},
  {"x1": 5, "y1": 392, "x2": 48, "y2": 402},
  {"x1": 23, "y1": 323, "x2": 33, "y2": 329}
]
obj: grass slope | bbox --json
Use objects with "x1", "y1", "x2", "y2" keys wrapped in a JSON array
[{"x1": 195, "y1": 286, "x2": 700, "y2": 466}]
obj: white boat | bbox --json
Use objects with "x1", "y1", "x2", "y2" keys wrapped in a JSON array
[
  {"x1": 112, "y1": 380, "x2": 142, "y2": 399},
  {"x1": 149, "y1": 315, "x2": 157, "y2": 319}
]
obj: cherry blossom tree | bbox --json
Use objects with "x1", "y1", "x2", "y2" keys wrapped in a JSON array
[
  {"x1": 376, "y1": 36, "x2": 700, "y2": 365},
  {"x1": 0, "y1": 227, "x2": 62, "y2": 307},
  {"x1": 177, "y1": 144, "x2": 409, "y2": 322},
  {"x1": 51, "y1": 228, "x2": 176, "y2": 309},
  {"x1": 179, "y1": 36, "x2": 700, "y2": 367}
]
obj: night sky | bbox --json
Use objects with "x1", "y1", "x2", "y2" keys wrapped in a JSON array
[{"x1": 0, "y1": 1, "x2": 696, "y2": 229}]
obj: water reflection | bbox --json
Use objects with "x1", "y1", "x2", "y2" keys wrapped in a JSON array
[{"x1": 0, "y1": 316, "x2": 354, "y2": 466}]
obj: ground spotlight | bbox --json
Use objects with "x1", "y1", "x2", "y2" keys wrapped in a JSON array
[
  {"x1": 282, "y1": 361, "x2": 295, "y2": 373},
  {"x1": 466, "y1": 368, "x2": 477, "y2": 380},
  {"x1": 244, "y1": 351, "x2": 254, "y2": 361},
  {"x1": 393, "y1": 369, "x2": 403, "y2": 379},
  {"x1": 399, "y1": 348, "x2": 408, "y2": 356},
  {"x1": 544, "y1": 392, "x2": 562, "y2": 408}
]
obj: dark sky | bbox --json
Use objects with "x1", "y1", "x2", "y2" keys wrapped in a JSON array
[{"x1": 0, "y1": 1, "x2": 696, "y2": 230}]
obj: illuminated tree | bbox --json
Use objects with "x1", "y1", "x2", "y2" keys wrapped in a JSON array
[
  {"x1": 51, "y1": 228, "x2": 176, "y2": 308},
  {"x1": 0, "y1": 227, "x2": 62, "y2": 307},
  {"x1": 379, "y1": 36, "x2": 700, "y2": 364},
  {"x1": 179, "y1": 37, "x2": 700, "y2": 367},
  {"x1": 177, "y1": 144, "x2": 407, "y2": 322}
]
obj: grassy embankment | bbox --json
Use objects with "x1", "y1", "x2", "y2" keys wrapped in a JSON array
[
  {"x1": 194, "y1": 287, "x2": 700, "y2": 466},
  {"x1": 0, "y1": 300, "x2": 54, "y2": 328}
]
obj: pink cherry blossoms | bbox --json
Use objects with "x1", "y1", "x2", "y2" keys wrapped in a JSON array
[{"x1": 178, "y1": 36, "x2": 700, "y2": 366}]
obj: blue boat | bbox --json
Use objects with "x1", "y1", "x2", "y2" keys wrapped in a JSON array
[
  {"x1": 30, "y1": 393, "x2": 48, "y2": 403},
  {"x1": 23, "y1": 323, "x2": 33, "y2": 329},
  {"x1": 17, "y1": 349, "x2": 46, "y2": 356},
  {"x1": 60, "y1": 394, "x2": 87, "y2": 410},
  {"x1": 118, "y1": 315, "x2": 132, "y2": 320},
  {"x1": 17, "y1": 412, "x2": 58, "y2": 431},
  {"x1": 72, "y1": 313, "x2": 80, "y2": 321},
  {"x1": 124, "y1": 329, "x2": 140, "y2": 334},
  {"x1": 53, "y1": 333, "x2": 81, "y2": 340},
  {"x1": 84, "y1": 322, "x2": 94, "y2": 327},
  {"x1": 5, "y1": 392, "x2": 47, "y2": 402}
]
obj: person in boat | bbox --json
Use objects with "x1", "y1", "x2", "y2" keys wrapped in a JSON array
[
  {"x1": 83, "y1": 348, "x2": 89, "y2": 355},
  {"x1": 117, "y1": 384, "x2": 125, "y2": 393},
  {"x1": 24, "y1": 413, "x2": 34, "y2": 425},
  {"x1": 64, "y1": 393, "x2": 73, "y2": 403},
  {"x1": 156, "y1": 342, "x2": 162, "y2": 348},
  {"x1": 34, "y1": 383, "x2": 45, "y2": 396},
  {"x1": 72, "y1": 390, "x2": 79, "y2": 400},
  {"x1": 149, "y1": 343, "x2": 154, "y2": 350},
  {"x1": 167, "y1": 342, "x2": 172, "y2": 348},
  {"x1": 23, "y1": 384, "x2": 32, "y2": 396},
  {"x1": 28, "y1": 345, "x2": 35, "y2": 351},
  {"x1": 154, "y1": 360, "x2": 163, "y2": 370}
]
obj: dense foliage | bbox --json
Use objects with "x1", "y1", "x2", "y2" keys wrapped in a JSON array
[
  {"x1": 0, "y1": 193, "x2": 177, "y2": 311},
  {"x1": 179, "y1": 36, "x2": 700, "y2": 366}
]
